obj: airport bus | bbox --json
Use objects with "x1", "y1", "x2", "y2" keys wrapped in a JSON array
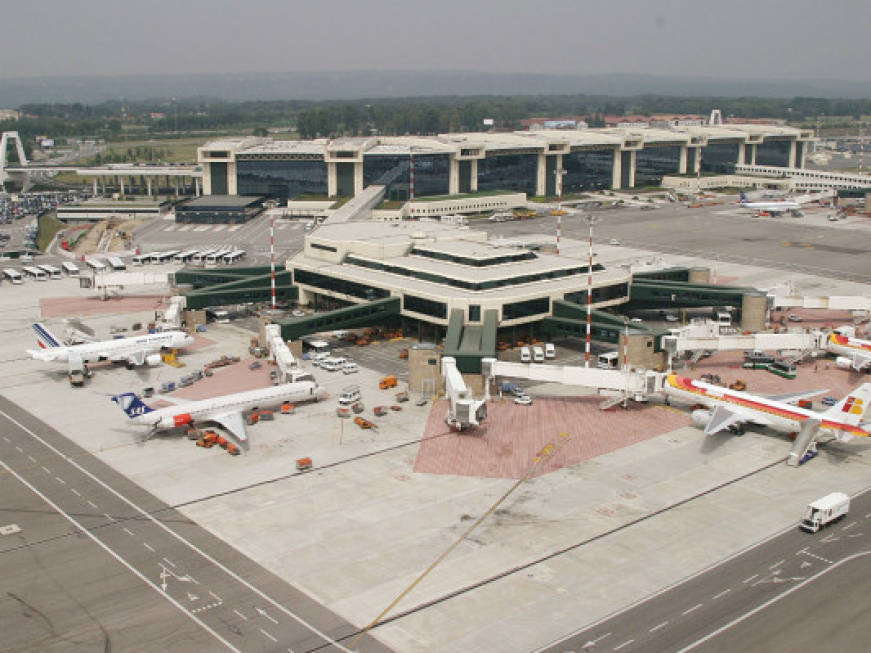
[
  {"x1": 84, "y1": 257, "x2": 106, "y2": 272},
  {"x1": 131, "y1": 253, "x2": 148, "y2": 266},
  {"x1": 61, "y1": 261, "x2": 80, "y2": 277},
  {"x1": 22, "y1": 265, "x2": 48, "y2": 281},
  {"x1": 223, "y1": 249, "x2": 245, "y2": 264},
  {"x1": 767, "y1": 360, "x2": 797, "y2": 379},
  {"x1": 3, "y1": 268, "x2": 23, "y2": 284},
  {"x1": 205, "y1": 249, "x2": 231, "y2": 265},
  {"x1": 107, "y1": 256, "x2": 126, "y2": 271},
  {"x1": 191, "y1": 249, "x2": 217, "y2": 265},
  {"x1": 173, "y1": 249, "x2": 199, "y2": 263},
  {"x1": 155, "y1": 250, "x2": 180, "y2": 263},
  {"x1": 37, "y1": 264, "x2": 62, "y2": 279}
]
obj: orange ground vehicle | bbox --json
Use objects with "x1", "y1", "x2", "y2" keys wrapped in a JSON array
[
  {"x1": 354, "y1": 416, "x2": 376, "y2": 429},
  {"x1": 399, "y1": 348, "x2": 409, "y2": 359},
  {"x1": 379, "y1": 375, "x2": 398, "y2": 390}
]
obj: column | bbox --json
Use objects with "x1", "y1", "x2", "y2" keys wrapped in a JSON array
[
  {"x1": 678, "y1": 145, "x2": 688, "y2": 174},
  {"x1": 797, "y1": 142, "x2": 807, "y2": 168},
  {"x1": 202, "y1": 162, "x2": 212, "y2": 195},
  {"x1": 470, "y1": 160, "x2": 478, "y2": 192},
  {"x1": 448, "y1": 158, "x2": 460, "y2": 195},
  {"x1": 787, "y1": 140, "x2": 797, "y2": 169},
  {"x1": 119, "y1": 177, "x2": 125, "y2": 195},
  {"x1": 146, "y1": 178, "x2": 152, "y2": 197},
  {"x1": 611, "y1": 147, "x2": 622, "y2": 190},
  {"x1": 174, "y1": 177, "x2": 179, "y2": 197},
  {"x1": 555, "y1": 154, "x2": 564, "y2": 196},
  {"x1": 93, "y1": 178, "x2": 98, "y2": 195},
  {"x1": 736, "y1": 141, "x2": 746, "y2": 165},
  {"x1": 353, "y1": 161, "x2": 363, "y2": 196},
  {"x1": 749, "y1": 144, "x2": 757, "y2": 165},
  {"x1": 227, "y1": 162, "x2": 237, "y2": 195},
  {"x1": 628, "y1": 150, "x2": 636, "y2": 189},
  {"x1": 535, "y1": 153, "x2": 547, "y2": 197},
  {"x1": 327, "y1": 161, "x2": 337, "y2": 197},
  {"x1": 194, "y1": 177, "x2": 200, "y2": 196}
]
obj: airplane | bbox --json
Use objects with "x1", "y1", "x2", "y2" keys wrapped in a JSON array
[
  {"x1": 827, "y1": 327, "x2": 871, "y2": 372},
  {"x1": 28, "y1": 322, "x2": 194, "y2": 373},
  {"x1": 111, "y1": 381, "x2": 327, "y2": 444},
  {"x1": 663, "y1": 374, "x2": 871, "y2": 447},
  {"x1": 737, "y1": 190, "x2": 803, "y2": 216}
]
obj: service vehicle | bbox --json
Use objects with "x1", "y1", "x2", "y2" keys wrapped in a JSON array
[
  {"x1": 532, "y1": 346, "x2": 545, "y2": 363},
  {"x1": 520, "y1": 346, "x2": 531, "y2": 363},
  {"x1": 544, "y1": 343, "x2": 555, "y2": 359},
  {"x1": 800, "y1": 492, "x2": 850, "y2": 533}
]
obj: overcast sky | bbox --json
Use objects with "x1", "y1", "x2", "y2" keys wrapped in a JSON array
[{"x1": 3, "y1": 0, "x2": 869, "y2": 81}]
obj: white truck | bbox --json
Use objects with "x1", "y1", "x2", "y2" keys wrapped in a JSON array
[{"x1": 800, "y1": 492, "x2": 850, "y2": 533}]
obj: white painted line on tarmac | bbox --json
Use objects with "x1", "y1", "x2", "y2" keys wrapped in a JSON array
[
  {"x1": 104, "y1": 513, "x2": 113, "y2": 521},
  {"x1": 682, "y1": 603, "x2": 703, "y2": 616},
  {"x1": 233, "y1": 609, "x2": 247, "y2": 621},
  {"x1": 210, "y1": 591, "x2": 222, "y2": 602},
  {"x1": 27, "y1": 455, "x2": 36, "y2": 463},
  {"x1": 71, "y1": 488, "x2": 80, "y2": 497},
  {"x1": 842, "y1": 521, "x2": 857, "y2": 531},
  {"x1": 143, "y1": 542, "x2": 155, "y2": 552},
  {"x1": 87, "y1": 500, "x2": 98, "y2": 509},
  {"x1": 41, "y1": 466, "x2": 51, "y2": 474},
  {"x1": 799, "y1": 549, "x2": 833, "y2": 564},
  {"x1": 0, "y1": 456, "x2": 241, "y2": 652},
  {"x1": 257, "y1": 607, "x2": 279, "y2": 624},
  {"x1": 613, "y1": 639, "x2": 634, "y2": 651},
  {"x1": 260, "y1": 629, "x2": 278, "y2": 643},
  {"x1": 712, "y1": 589, "x2": 730, "y2": 600},
  {"x1": 162, "y1": 557, "x2": 176, "y2": 567},
  {"x1": 650, "y1": 621, "x2": 669, "y2": 632},
  {"x1": 2, "y1": 436, "x2": 9, "y2": 443},
  {"x1": 677, "y1": 551, "x2": 871, "y2": 652},
  {"x1": 0, "y1": 408, "x2": 352, "y2": 653},
  {"x1": 55, "y1": 476, "x2": 65, "y2": 485},
  {"x1": 15, "y1": 445, "x2": 22, "y2": 453},
  {"x1": 123, "y1": 527, "x2": 134, "y2": 536},
  {"x1": 742, "y1": 574, "x2": 758, "y2": 584},
  {"x1": 769, "y1": 559, "x2": 785, "y2": 569}
]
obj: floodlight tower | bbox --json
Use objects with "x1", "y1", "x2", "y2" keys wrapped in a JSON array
[
  {"x1": 555, "y1": 165, "x2": 566, "y2": 255},
  {"x1": 584, "y1": 214, "x2": 599, "y2": 367}
]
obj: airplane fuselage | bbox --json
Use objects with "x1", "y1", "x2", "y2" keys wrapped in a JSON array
[
  {"x1": 827, "y1": 333, "x2": 871, "y2": 359},
  {"x1": 32, "y1": 331, "x2": 190, "y2": 364}
]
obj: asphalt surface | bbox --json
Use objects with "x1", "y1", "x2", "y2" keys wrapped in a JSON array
[
  {"x1": 0, "y1": 395, "x2": 390, "y2": 653},
  {"x1": 478, "y1": 206, "x2": 871, "y2": 285},
  {"x1": 539, "y1": 490, "x2": 871, "y2": 653}
]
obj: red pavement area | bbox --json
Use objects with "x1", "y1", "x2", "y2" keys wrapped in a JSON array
[
  {"x1": 41, "y1": 295, "x2": 169, "y2": 318},
  {"x1": 170, "y1": 357, "x2": 275, "y2": 400},
  {"x1": 414, "y1": 398, "x2": 691, "y2": 480},
  {"x1": 770, "y1": 308, "x2": 856, "y2": 330}
]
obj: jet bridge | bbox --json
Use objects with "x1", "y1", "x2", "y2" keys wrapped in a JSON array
[{"x1": 442, "y1": 356, "x2": 489, "y2": 431}]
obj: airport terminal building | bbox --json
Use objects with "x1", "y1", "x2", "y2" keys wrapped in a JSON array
[{"x1": 199, "y1": 124, "x2": 815, "y2": 201}]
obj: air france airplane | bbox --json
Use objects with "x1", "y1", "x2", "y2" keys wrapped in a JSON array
[
  {"x1": 664, "y1": 374, "x2": 871, "y2": 445},
  {"x1": 28, "y1": 322, "x2": 193, "y2": 372},
  {"x1": 112, "y1": 381, "x2": 327, "y2": 443}
]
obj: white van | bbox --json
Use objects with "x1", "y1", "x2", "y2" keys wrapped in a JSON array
[
  {"x1": 544, "y1": 343, "x2": 555, "y2": 359},
  {"x1": 800, "y1": 492, "x2": 850, "y2": 532},
  {"x1": 520, "y1": 346, "x2": 531, "y2": 363},
  {"x1": 532, "y1": 346, "x2": 545, "y2": 363},
  {"x1": 342, "y1": 361, "x2": 359, "y2": 374}
]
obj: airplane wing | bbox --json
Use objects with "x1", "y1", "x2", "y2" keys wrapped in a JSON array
[
  {"x1": 109, "y1": 347, "x2": 147, "y2": 366},
  {"x1": 850, "y1": 352, "x2": 871, "y2": 372},
  {"x1": 704, "y1": 405, "x2": 775, "y2": 435},
  {"x1": 210, "y1": 411, "x2": 248, "y2": 443},
  {"x1": 762, "y1": 389, "x2": 828, "y2": 404}
]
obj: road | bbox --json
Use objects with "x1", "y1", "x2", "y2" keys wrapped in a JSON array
[
  {"x1": 0, "y1": 395, "x2": 389, "y2": 653},
  {"x1": 539, "y1": 490, "x2": 871, "y2": 653},
  {"x1": 480, "y1": 206, "x2": 871, "y2": 285}
]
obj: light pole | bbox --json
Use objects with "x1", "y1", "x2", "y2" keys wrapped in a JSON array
[
  {"x1": 584, "y1": 214, "x2": 599, "y2": 367},
  {"x1": 555, "y1": 165, "x2": 566, "y2": 255}
]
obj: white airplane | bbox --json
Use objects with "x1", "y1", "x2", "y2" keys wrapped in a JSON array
[
  {"x1": 737, "y1": 190, "x2": 802, "y2": 216},
  {"x1": 28, "y1": 322, "x2": 193, "y2": 373},
  {"x1": 827, "y1": 327, "x2": 871, "y2": 372},
  {"x1": 111, "y1": 382, "x2": 327, "y2": 443},
  {"x1": 663, "y1": 373, "x2": 871, "y2": 447}
]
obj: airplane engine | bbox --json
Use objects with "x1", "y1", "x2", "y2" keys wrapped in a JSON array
[
  {"x1": 691, "y1": 409, "x2": 712, "y2": 429},
  {"x1": 146, "y1": 353, "x2": 162, "y2": 367},
  {"x1": 835, "y1": 356, "x2": 853, "y2": 371},
  {"x1": 159, "y1": 413, "x2": 192, "y2": 429}
]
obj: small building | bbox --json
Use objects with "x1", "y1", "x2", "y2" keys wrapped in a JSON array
[
  {"x1": 56, "y1": 198, "x2": 170, "y2": 224},
  {"x1": 175, "y1": 195, "x2": 264, "y2": 224}
]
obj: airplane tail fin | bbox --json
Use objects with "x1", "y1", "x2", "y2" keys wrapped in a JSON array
[
  {"x1": 738, "y1": 190, "x2": 748, "y2": 203},
  {"x1": 111, "y1": 392, "x2": 154, "y2": 418},
  {"x1": 33, "y1": 322, "x2": 62, "y2": 349},
  {"x1": 821, "y1": 383, "x2": 871, "y2": 431}
]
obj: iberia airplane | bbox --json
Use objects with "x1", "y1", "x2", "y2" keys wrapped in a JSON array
[
  {"x1": 663, "y1": 374, "x2": 871, "y2": 443},
  {"x1": 827, "y1": 329, "x2": 871, "y2": 372}
]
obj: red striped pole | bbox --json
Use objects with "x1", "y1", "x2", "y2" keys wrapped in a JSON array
[
  {"x1": 270, "y1": 215, "x2": 276, "y2": 310},
  {"x1": 409, "y1": 150, "x2": 415, "y2": 201},
  {"x1": 585, "y1": 216, "x2": 596, "y2": 367}
]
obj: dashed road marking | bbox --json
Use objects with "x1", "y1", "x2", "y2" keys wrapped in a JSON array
[
  {"x1": 123, "y1": 527, "x2": 134, "y2": 536},
  {"x1": 712, "y1": 589, "x2": 731, "y2": 600},
  {"x1": 742, "y1": 574, "x2": 758, "y2": 584},
  {"x1": 143, "y1": 542, "x2": 155, "y2": 552},
  {"x1": 55, "y1": 477, "x2": 65, "y2": 485},
  {"x1": 650, "y1": 621, "x2": 669, "y2": 632},
  {"x1": 27, "y1": 455, "x2": 36, "y2": 463},
  {"x1": 233, "y1": 609, "x2": 248, "y2": 621},
  {"x1": 87, "y1": 500, "x2": 98, "y2": 509},
  {"x1": 614, "y1": 639, "x2": 634, "y2": 651},
  {"x1": 682, "y1": 603, "x2": 703, "y2": 616},
  {"x1": 104, "y1": 513, "x2": 113, "y2": 521},
  {"x1": 2, "y1": 436, "x2": 9, "y2": 443},
  {"x1": 162, "y1": 557, "x2": 176, "y2": 567},
  {"x1": 41, "y1": 466, "x2": 51, "y2": 474},
  {"x1": 210, "y1": 591, "x2": 222, "y2": 602},
  {"x1": 15, "y1": 445, "x2": 22, "y2": 453},
  {"x1": 798, "y1": 548, "x2": 833, "y2": 564},
  {"x1": 71, "y1": 488, "x2": 80, "y2": 497},
  {"x1": 770, "y1": 559, "x2": 785, "y2": 569},
  {"x1": 260, "y1": 629, "x2": 278, "y2": 643},
  {"x1": 842, "y1": 521, "x2": 857, "y2": 531}
]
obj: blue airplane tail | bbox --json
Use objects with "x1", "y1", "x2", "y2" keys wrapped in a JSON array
[
  {"x1": 738, "y1": 190, "x2": 748, "y2": 203},
  {"x1": 33, "y1": 322, "x2": 62, "y2": 349},
  {"x1": 111, "y1": 392, "x2": 154, "y2": 418}
]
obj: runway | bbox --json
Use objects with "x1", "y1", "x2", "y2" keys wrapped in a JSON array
[{"x1": 0, "y1": 395, "x2": 389, "y2": 652}]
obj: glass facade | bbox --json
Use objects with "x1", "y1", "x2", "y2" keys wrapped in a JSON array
[
  {"x1": 209, "y1": 162, "x2": 228, "y2": 195},
  {"x1": 634, "y1": 146, "x2": 681, "y2": 187},
  {"x1": 236, "y1": 160, "x2": 326, "y2": 200},
  {"x1": 468, "y1": 305, "x2": 481, "y2": 322},
  {"x1": 563, "y1": 282, "x2": 630, "y2": 305},
  {"x1": 756, "y1": 140, "x2": 790, "y2": 167},
  {"x1": 403, "y1": 294, "x2": 448, "y2": 319},
  {"x1": 410, "y1": 247, "x2": 537, "y2": 267},
  {"x1": 293, "y1": 268, "x2": 389, "y2": 301},
  {"x1": 363, "y1": 154, "x2": 450, "y2": 200},
  {"x1": 562, "y1": 149, "x2": 614, "y2": 192},
  {"x1": 477, "y1": 153, "x2": 538, "y2": 194},
  {"x1": 701, "y1": 142, "x2": 739, "y2": 173},
  {"x1": 502, "y1": 297, "x2": 550, "y2": 320}
]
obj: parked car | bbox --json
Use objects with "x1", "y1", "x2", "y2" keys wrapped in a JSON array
[
  {"x1": 609, "y1": 238, "x2": 621, "y2": 245},
  {"x1": 822, "y1": 396, "x2": 838, "y2": 407},
  {"x1": 514, "y1": 395, "x2": 533, "y2": 406},
  {"x1": 788, "y1": 314, "x2": 804, "y2": 322}
]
